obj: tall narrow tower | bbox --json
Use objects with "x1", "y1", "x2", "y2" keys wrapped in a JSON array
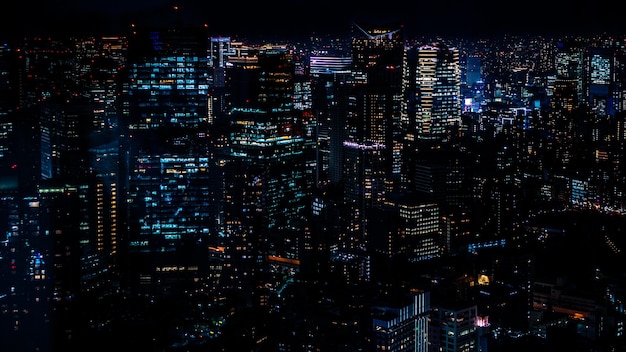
[
  {"x1": 349, "y1": 22, "x2": 404, "y2": 187},
  {"x1": 123, "y1": 25, "x2": 214, "y2": 296},
  {"x1": 222, "y1": 46, "x2": 310, "y2": 303},
  {"x1": 343, "y1": 22, "x2": 404, "y2": 255},
  {"x1": 412, "y1": 43, "x2": 461, "y2": 144}
]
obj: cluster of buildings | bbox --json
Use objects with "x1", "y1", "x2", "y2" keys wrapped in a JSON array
[{"x1": 1, "y1": 19, "x2": 626, "y2": 351}]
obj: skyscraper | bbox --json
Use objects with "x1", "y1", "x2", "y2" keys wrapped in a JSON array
[
  {"x1": 208, "y1": 36, "x2": 236, "y2": 123},
  {"x1": 126, "y1": 26, "x2": 210, "y2": 132},
  {"x1": 309, "y1": 55, "x2": 352, "y2": 184},
  {"x1": 0, "y1": 42, "x2": 18, "y2": 193},
  {"x1": 585, "y1": 45, "x2": 617, "y2": 117},
  {"x1": 340, "y1": 22, "x2": 404, "y2": 262},
  {"x1": 429, "y1": 302, "x2": 484, "y2": 352},
  {"x1": 411, "y1": 43, "x2": 461, "y2": 144},
  {"x1": 349, "y1": 22, "x2": 404, "y2": 187},
  {"x1": 371, "y1": 289, "x2": 430, "y2": 352},
  {"x1": 222, "y1": 46, "x2": 310, "y2": 303},
  {"x1": 552, "y1": 39, "x2": 584, "y2": 113},
  {"x1": 124, "y1": 25, "x2": 215, "y2": 296}
]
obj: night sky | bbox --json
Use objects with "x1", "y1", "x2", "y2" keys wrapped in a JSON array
[{"x1": 2, "y1": 0, "x2": 624, "y2": 39}]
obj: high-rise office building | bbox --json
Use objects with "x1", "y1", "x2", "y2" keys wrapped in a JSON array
[
  {"x1": 371, "y1": 289, "x2": 430, "y2": 352},
  {"x1": 410, "y1": 43, "x2": 461, "y2": 143},
  {"x1": 309, "y1": 55, "x2": 353, "y2": 184},
  {"x1": 216, "y1": 44, "x2": 263, "y2": 299},
  {"x1": 412, "y1": 147, "x2": 472, "y2": 208},
  {"x1": 336, "y1": 22, "x2": 405, "y2": 268},
  {"x1": 429, "y1": 303, "x2": 486, "y2": 352},
  {"x1": 585, "y1": 46, "x2": 617, "y2": 117},
  {"x1": 222, "y1": 46, "x2": 310, "y2": 302},
  {"x1": 462, "y1": 53, "x2": 485, "y2": 113},
  {"x1": 552, "y1": 39, "x2": 584, "y2": 113},
  {"x1": 87, "y1": 141, "x2": 120, "y2": 290},
  {"x1": 293, "y1": 52, "x2": 317, "y2": 195},
  {"x1": 349, "y1": 22, "x2": 404, "y2": 188},
  {"x1": 0, "y1": 42, "x2": 19, "y2": 193},
  {"x1": 39, "y1": 101, "x2": 98, "y2": 181},
  {"x1": 126, "y1": 155, "x2": 213, "y2": 293},
  {"x1": 208, "y1": 36, "x2": 236, "y2": 123},
  {"x1": 124, "y1": 25, "x2": 215, "y2": 295},
  {"x1": 369, "y1": 195, "x2": 442, "y2": 266},
  {"x1": 74, "y1": 36, "x2": 127, "y2": 297},
  {"x1": 38, "y1": 97, "x2": 123, "y2": 299},
  {"x1": 126, "y1": 26, "x2": 210, "y2": 132},
  {"x1": 229, "y1": 47, "x2": 307, "y2": 252},
  {"x1": 343, "y1": 141, "x2": 387, "y2": 226},
  {"x1": 339, "y1": 141, "x2": 385, "y2": 282}
]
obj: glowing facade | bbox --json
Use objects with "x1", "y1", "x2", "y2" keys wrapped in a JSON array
[
  {"x1": 413, "y1": 44, "x2": 461, "y2": 143},
  {"x1": 124, "y1": 26, "x2": 214, "y2": 293},
  {"x1": 127, "y1": 28, "x2": 210, "y2": 130}
]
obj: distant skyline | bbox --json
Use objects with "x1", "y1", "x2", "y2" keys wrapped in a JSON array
[{"x1": 2, "y1": 0, "x2": 624, "y2": 40}]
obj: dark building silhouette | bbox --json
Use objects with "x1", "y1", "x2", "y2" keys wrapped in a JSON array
[{"x1": 222, "y1": 46, "x2": 311, "y2": 306}]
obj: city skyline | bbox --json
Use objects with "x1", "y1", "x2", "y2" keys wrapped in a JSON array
[{"x1": 2, "y1": 16, "x2": 626, "y2": 352}]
